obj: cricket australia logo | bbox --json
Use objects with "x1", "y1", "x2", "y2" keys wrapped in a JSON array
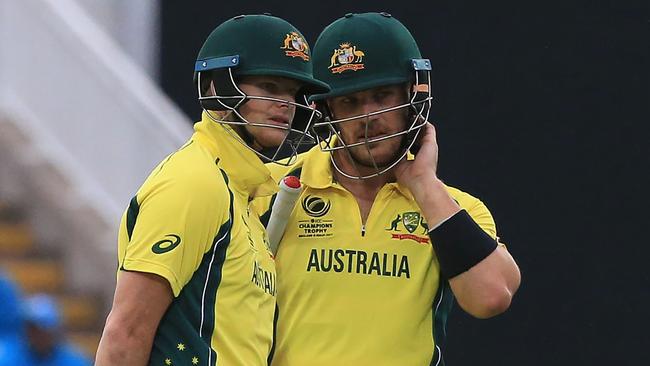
[
  {"x1": 281, "y1": 32, "x2": 310, "y2": 61},
  {"x1": 386, "y1": 212, "x2": 430, "y2": 244},
  {"x1": 328, "y1": 43, "x2": 365, "y2": 74},
  {"x1": 402, "y1": 212, "x2": 420, "y2": 233}
]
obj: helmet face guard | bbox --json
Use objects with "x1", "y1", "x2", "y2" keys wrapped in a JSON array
[
  {"x1": 193, "y1": 14, "x2": 329, "y2": 165},
  {"x1": 196, "y1": 55, "x2": 323, "y2": 166},
  {"x1": 312, "y1": 59, "x2": 432, "y2": 179}
]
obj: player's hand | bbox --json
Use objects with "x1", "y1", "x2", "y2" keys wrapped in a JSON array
[{"x1": 395, "y1": 122, "x2": 439, "y2": 194}]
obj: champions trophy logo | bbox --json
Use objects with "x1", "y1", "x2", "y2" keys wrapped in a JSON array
[
  {"x1": 281, "y1": 32, "x2": 310, "y2": 61},
  {"x1": 328, "y1": 43, "x2": 366, "y2": 74},
  {"x1": 301, "y1": 195, "x2": 331, "y2": 218}
]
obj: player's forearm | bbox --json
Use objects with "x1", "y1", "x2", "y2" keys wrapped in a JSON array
[
  {"x1": 411, "y1": 176, "x2": 520, "y2": 317},
  {"x1": 95, "y1": 271, "x2": 172, "y2": 365},
  {"x1": 95, "y1": 313, "x2": 155, "y2": 366},
  {"x1": 95, "y1": 321, "x2": 154, "y2": 366},
  {"x1": 449, "y1": 246, "x2": 521, "y2": 318},
  {"x1": 409, "y1": 176, "x2": 461, "y2": 227}
]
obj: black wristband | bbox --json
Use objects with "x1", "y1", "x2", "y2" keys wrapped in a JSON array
[{"x1": 428, "y1": 210, "x2": 498, "y2": 279}]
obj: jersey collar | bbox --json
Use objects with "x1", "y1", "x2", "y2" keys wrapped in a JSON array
[
  {"x1": 300, "y1": 143, "x2": 336, "y2": 189},
  {"x1": 193, "y1": 112, "x2": 278, "y2": 198},
  {"x1": 392, "y1": 182, "x2": 415, "y2": 201}
]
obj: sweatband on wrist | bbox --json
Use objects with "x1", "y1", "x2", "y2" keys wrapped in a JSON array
[{"x1": 428, "y1": 210, "x2": 498, "y2": 279}]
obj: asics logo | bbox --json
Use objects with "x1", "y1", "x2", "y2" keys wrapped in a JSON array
[{"x1": 152, "y1": 234, "x2": 181, "y2": 254}]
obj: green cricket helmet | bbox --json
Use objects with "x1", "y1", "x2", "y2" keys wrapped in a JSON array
[
  {"x1": 194, "y1": 14, "x2": 330, "y2": 165},
  {"x1": 310, "y1": 12, "x2": 432, "y2": 179}
]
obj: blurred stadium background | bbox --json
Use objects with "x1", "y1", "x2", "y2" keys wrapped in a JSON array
[{"x1": 0, "y1": 0, "x2": 646, "y2": 364}]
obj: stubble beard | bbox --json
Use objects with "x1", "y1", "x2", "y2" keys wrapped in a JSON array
[{"x1": 342, "y1": 135, "x2": 406, "y2": 169}]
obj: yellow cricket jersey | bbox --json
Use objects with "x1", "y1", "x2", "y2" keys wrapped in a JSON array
[
  {"x1": 252, "y1": 145, "x2": 499, "y2": 366},
  {"x1": 117, "y1": 112, "x2": 278, "y2": 366}
]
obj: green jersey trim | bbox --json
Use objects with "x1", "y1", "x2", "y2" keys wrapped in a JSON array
[
  {"x1": 148, "y1": 169, "x2": 234, "y2": 366},
  {"x1": 126, "y1": 196, "x2": 140, "y2": 241},
  {"x1": 430, "y1": 279, "x2": 454, "y2": 366}
]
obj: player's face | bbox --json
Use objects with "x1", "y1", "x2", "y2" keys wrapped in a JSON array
[
  {"x1": 327, "y1": 84, "x2": 409, "y2": 168},
  {"x1": 237, "y1": 75, "x2": 302, "y2": 149}
]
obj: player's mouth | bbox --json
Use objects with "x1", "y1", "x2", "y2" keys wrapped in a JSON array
[
  {"x1": 268, "y1": 116, "x2": 290, "y2": 126},
  {"x1": 358, "y1": 131, "x2": 388, "y2": 141}
]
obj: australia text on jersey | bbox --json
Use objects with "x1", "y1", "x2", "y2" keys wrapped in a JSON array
[
  {"x1": 306, "y1": 248, "x2": 410, "y2": 278},
  {"x1": 251, "y1": 260, "x2": 276, "y2": 296}
]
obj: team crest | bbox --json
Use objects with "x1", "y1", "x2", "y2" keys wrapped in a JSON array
[
  {"x1": 281, "y1": 32, "x2": 310, "y2": 61},
  {"x1": 386, "y1": 212, "x2": 430, "y2": 244},
  {"x1": 328, "y1": 43, "x2": 365, "y2": 74},
  {"x1": 402, "y1": 212, "x2": 420, "y2": 233}
]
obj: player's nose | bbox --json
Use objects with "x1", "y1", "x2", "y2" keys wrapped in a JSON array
[{"x1": 360, "y1": 99, "x2": 382, "y2": 116}]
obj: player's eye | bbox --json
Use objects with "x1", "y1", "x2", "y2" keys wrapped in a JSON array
[
  {"x1": 374, "y1": 90, "x2": 393, "y2": 101},
  {"x1": 288, "y1": 86, "x2": 300, "y2": 96},
  {"x1": 258, "y1": 82, "x2": 279, "y2": 94}
]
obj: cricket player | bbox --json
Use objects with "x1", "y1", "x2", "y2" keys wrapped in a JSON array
[
  {"x1": 254, "y1": 12, "x2": 521, "y2": 366},
  {"x1": 95, "y1": 14, "x2": 328, "y2": 366}
]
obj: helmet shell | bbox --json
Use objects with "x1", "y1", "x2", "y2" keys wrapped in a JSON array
[
  {"x1": 196, "y1": 14, "x2": 329, "y2": 94},
  {"x1": 311, "y1": 12, "x2": 422, "y2": 100}
]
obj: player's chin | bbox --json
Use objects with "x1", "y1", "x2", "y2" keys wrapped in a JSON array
[
  {"x1": 350, "y1": 147, "x2": 400, "y2": 168},
  {"x1": 255, "y1": 129, "x2": 290, "y2": 148}
]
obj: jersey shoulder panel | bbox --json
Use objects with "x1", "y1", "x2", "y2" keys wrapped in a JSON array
[
  {"x1": 142, "y1": 140, "x2": 228, "y2": 195},
  {"x1": 120, "y1": 141, "x2": 232, "y2": 296}
]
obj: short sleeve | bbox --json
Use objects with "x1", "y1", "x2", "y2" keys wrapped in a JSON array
[
  {"x1": 465, "y1": 198, "x2": 497, "y2": 240},
  {"x1": 120, "y1": 169, "x2": 230, "y2": 297},
  {"x1": 447, "y1": 186, "x2": 498, "y2": 240}
]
